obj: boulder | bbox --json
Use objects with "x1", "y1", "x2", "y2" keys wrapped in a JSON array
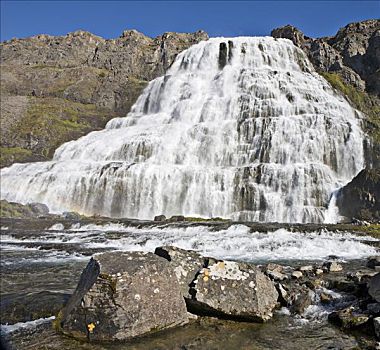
[
  {"x1": 188, "y1": 260, "x2": 278, "y2": 322},
  {"x1": 290, "y1": 287, "x2": 314, "y2": 314},
  {"x1": 154, "y1": 215, "x2": 166, "y2": 222},
  {"x1": 368, "y1": 273, "x2": 380, "y2": 302},
  {"x1": 168, "y1": 215, "x2": 185, "y2": 222},
  {"x1": 28, "y1": 202, "x2": 49, "y2": 216},
  {"x1": 328, "y1": 307, "x2": 369, "y2": 329},
  {"x1": 292, "y1": 271, "x2": 303, "y2": 279},
  {"x1": 62, "y1": 211, "x2": 81, "y2": 220},
  {"x1": 323, "y1": 261, "x2": 343, "y2": 272},
  {"x1": 154, "y1": 246, "x2": 205, "y2": 298},
  {"x1": 57, "y1": 251, "x2": 189, "y2": 341}
]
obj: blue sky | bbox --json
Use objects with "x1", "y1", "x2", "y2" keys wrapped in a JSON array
[{"x1": 1, "y1": 1, "x2": 378, "y2": 41}]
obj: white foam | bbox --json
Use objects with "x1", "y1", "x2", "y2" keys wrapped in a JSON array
[{"x1": 0, "y1": 316, "x2": 55, "y2": 335}]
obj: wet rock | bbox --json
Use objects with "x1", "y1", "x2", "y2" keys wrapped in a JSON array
[
  {"x1": 374, "y1": 317, "x2": 380, "y2": 339},
  {"x1": 1, "y1": 291, "x2": 70, "y2": 324},
  {"x1": 154, "y1": 214, "x2": 166, "y2": 222},
  {"x1": 328, "y1": 307, "x2": 370, "y2": 329},
  {"x1": 188, "y1": 260, "x2": 278, "y2": 322},
  {"x1": 289, "y1": 287, "x2": 314, "y2": 314},
  {"x1": 57, "y1": 251, "x2": 189, "y2": 341},
  {"x1": 320, "y1": 292, "x2": 333, "y2": 304},
  {"x1": 218, "y1": 42, "x2": 228, "y2": 69},
  {"x1": 265, "y1": 263, "x2": 287, "y2": 281},
  {"x1": 292, "y1": 271, "x2": 303, "y2": 279},
  {"x1": 168, "y1": 215, "x2": 185, "y2": 222},
  {"x1": 367, "y1": 256, "x2": 380, "y2": 270},
  {"x1": 323, "y1": 261, "x2": 343, "y2": 272},
  {"x1": 367, "y1": 303, "x2": 380, "y2": 315},
  {"x1": 29, "y1": 202, "x2": 49, "y2": 216},
  {"x1": 154, "y1": 246, "x2": 205, "y2": 298},
  {"x1": 368, "y1": 273, "x2": 380, "y2": 302},
  {"x1": 347, "y1": 269, "x2": 378, "y2": 283},
  {"x1": 61, "y1": 211, "x2": 81, "y2": 220},
  {"x1": 276, "y1": 283, "x2": 289, "y2": 306}
]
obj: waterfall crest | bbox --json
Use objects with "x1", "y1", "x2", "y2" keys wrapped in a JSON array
[{"x1": 0, "y1": 37, "x2": 365, "y2": 222}]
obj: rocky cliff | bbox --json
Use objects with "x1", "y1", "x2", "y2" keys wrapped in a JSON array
[
  {"x1": 0, "y1": 29, "x2": 208, "y2": 167},
  {"x1": 272, "y1": 19, "x2": 380, "y2": 169}
]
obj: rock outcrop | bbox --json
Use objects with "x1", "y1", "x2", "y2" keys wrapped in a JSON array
[
  {"x1": 57, "y1": 251, "x2": 189, "y2": 341},
  {"x1": 336, "y1": 169, "x2": 380, "y2": 222},
  {"x1": 271, "y1": 20, "x2": 379, "y2": 95},
  {"x1": 0, "y1": 29, "x2": 208, "y2": 167},
  {"x1": 272, "y1": 20, "x2": 380, "y2": 169},
  {"x1": 0, "y1": 199, "x2": 50, "y2": 218}
]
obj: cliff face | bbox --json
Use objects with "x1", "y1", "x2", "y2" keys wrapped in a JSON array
[
  {"x1": 272, "y1": 19, "x2": 380, "y2": 169},
  {"x1": 0, "y1": 29, "x2": 208, "y2": 167}
]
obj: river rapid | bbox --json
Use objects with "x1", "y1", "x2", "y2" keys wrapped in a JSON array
[{"x1": 1, "y1": 219, "x2": 379, "y2": 349}]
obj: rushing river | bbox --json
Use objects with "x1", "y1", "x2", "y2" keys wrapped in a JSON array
[{"x1": 1, "y1": 222, "x2": 378, "y2": 349}]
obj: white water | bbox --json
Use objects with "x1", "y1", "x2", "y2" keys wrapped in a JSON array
[
  {"x1": 1, "y1": 224, "x2": 377, "y2": 262},
  {"x1": 0, "y1": 316, "x2": 55, "y2": 335},
  {"x1": 0, "y1": 37, "x2": 365, "y2": 222}
]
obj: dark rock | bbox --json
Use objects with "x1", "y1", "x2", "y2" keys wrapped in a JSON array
[
  {"x1": 374, "y1": 317, "x2": 380, "y2": 339},
  {"x1": 368, "y1": 273, "x2": 380, "y2": 302},
  {"x1": 57, "y1": 251, "x2": 189, "y2": 341},
  {"x1": 336, "y1": 169, "x2": 380, "y2": 222},
  {"x1": 328, "y1": 307, "x2": 370, "y2": 329},
  {"x1": 188, "y1": 260, "x2": 278, "y2": 322},
  {"x1": 367, "y1": 256, "x2": 380, "y2": 270},
  {"x1": 28, "y1": 202, "x2": 49, "y2": 216},
  {"x1": 61, "y1": 211, "x2": 81, "y2": 220},
  {"x1": 154, "y1": 214, "x2": 166, "y2": 222},
  {"x1": 367, "y1": 303, "x2": 380, "y2": 315},
  {"x1": 168, "y1": 215, "x2": 185, "y2": 222},
  {"x1": 289, "y1": 287, "x2": 314, "y2": 314},
  {"x1": 154, "y1": 246, "x2": 205, "y2": 298},
  {"x1": 0, "y1": 291, "x2": 70, "y2": 324},
  {"x1": 320, "y1": 292, "x2": 333, "y2": 304},
  {"x1": 218, "y1": 42, "x2": 228, "y2": 69}
]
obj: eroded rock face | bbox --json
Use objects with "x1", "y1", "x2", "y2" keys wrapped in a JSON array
[
  {"x1": 336, "y1": 169, "x2": 380, "y2": 222},
  {"x1": 58, "y1": 251, "x2": 189, "y2": 341},
  {"x1": 0, "y1": 30, "x2": 208, "y2": 167},
  {"x1": 271, "y1": 20, "x2": 380, "y2": 95},
  {"x1": 189, "y1": 260, "x2": 278, "y2": 322}
]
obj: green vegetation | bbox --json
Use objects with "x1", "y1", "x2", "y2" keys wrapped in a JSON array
[
  {"x1": 320, "y1": 72, "x2": 380, "y2": 143},
  {"x1": 348, "y1": 224, "x2": 380, "y2": 238},
  {"x1": 5, "y1": 96, "x2": 112, "y2": 162},
  {"x1": 0, "y1": 147, "x2": 33, "y2": 168}
]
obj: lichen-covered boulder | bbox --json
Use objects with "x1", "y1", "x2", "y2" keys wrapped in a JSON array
[
  {"x1": 188, "y1": 260, "x2": 278, "y2": 322},
  {"x1": 56, "y1": 251, "x2": 189, "y2": 341},
  {"x1": 154, "y1": 246, "x2": 206, "y2": 298}
]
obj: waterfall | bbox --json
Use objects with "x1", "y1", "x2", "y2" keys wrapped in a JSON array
[{"x1": 0, "y1": 37, "x2": 365, "y2": 223}]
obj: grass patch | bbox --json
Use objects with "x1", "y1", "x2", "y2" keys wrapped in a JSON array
[
  {"x1": 0, "y1": 147, "x2": 33, "y2": 167},
  {"x1": 320, "y1": 72, "x2": 380, "y2": 143}
]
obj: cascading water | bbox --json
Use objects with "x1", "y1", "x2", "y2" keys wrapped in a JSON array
[{"x1": 0, "y1": 37, "x2": 365, "y2": 223}]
